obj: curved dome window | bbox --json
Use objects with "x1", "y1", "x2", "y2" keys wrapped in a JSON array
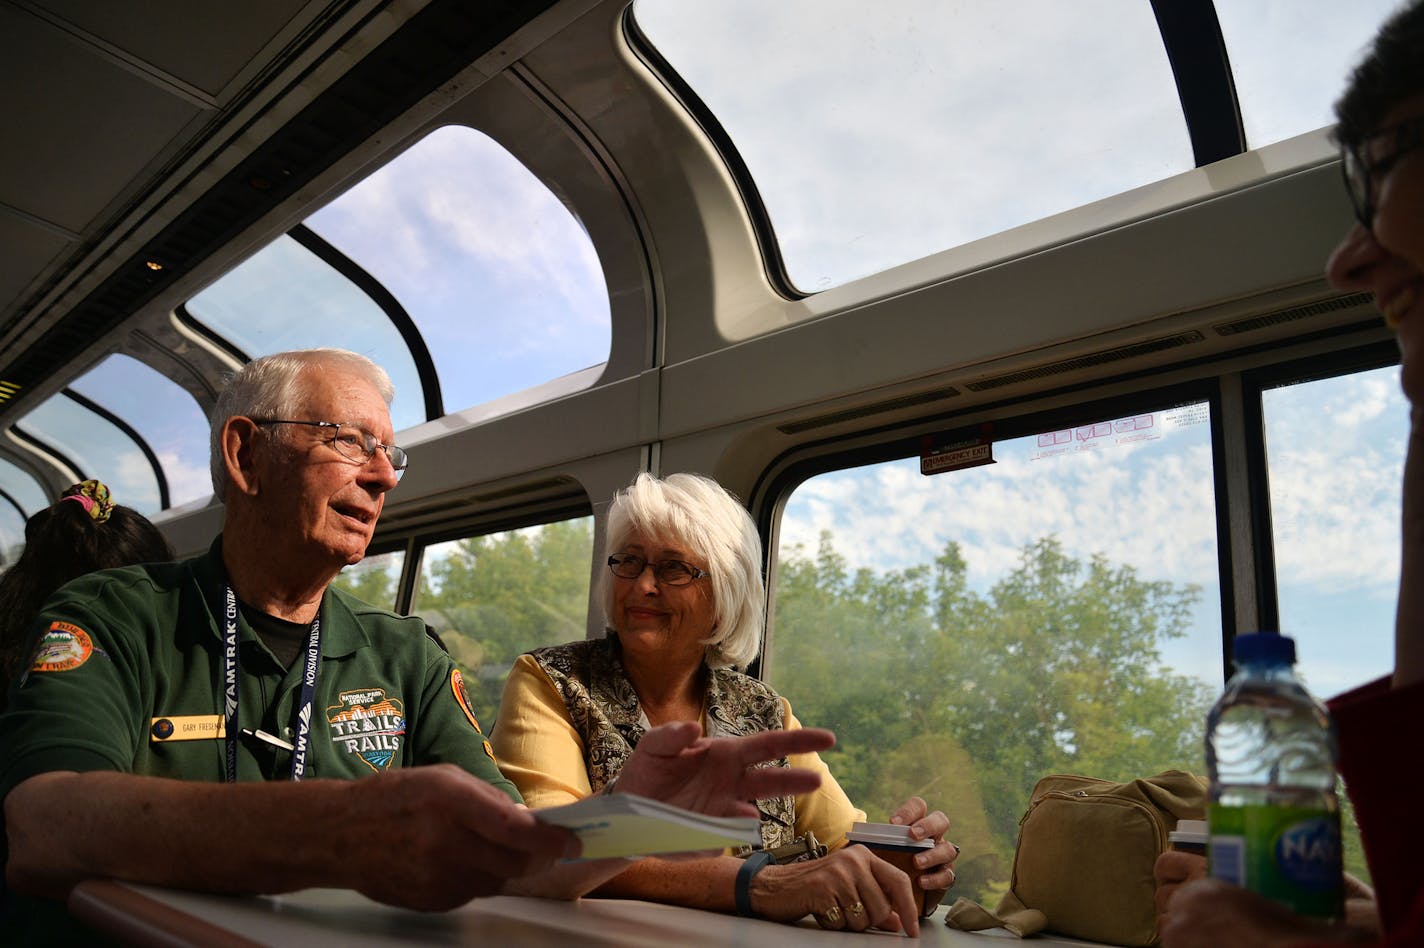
[
  {"x1": 67, "y1": 354, "x2": 211, "y2": 509},
  {"x1": 0, "y1": 502, "x2": 23, "y2": 563},
  {"x1": 634, "y1": 0, "x2": 1191, "y2": 292},
  {"x1": 14, "y1": 394, "x2": 163, "y2": 515},
  {"x1": 0, "y1": 457, "x2": 48, "y2": 516},
  {"x1": 0, "y1": 457, "x2": 48, "y2": 559},
  {"x1": 184, "y1": 233, "x2": 428, "y2": 433},
  {"x1": 306, "y1": 125, "x2": 611, "y2": 417},
  {"x1": 1215, "y1": 0, "x2": 1405, "y2": 150}
]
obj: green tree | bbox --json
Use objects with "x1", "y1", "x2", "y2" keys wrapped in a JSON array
[
  {"x1": 416, "y1": 518, "x2": 594, "y2": 724},
  {"x1": 933, "y1": 538, "x2": 1210, "y2": 836},
  {"x1": 330, "y1": 559, "x2": 397, "y2": 609},
  {"x1": 771, "y1": 532, "x2": 1212, "y2": 904}
]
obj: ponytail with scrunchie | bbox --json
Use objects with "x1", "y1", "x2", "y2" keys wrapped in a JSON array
[
  {"x1": 59, "y1": 479, "x2": 114, "y2": 524},
  {"x1": 1, "y1": 477, "x2": 174, "y2": 701}
]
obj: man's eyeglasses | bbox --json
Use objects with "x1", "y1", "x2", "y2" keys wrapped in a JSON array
[
  {"x1": 607, "y1": 553, "x2": 708, "y2": 586},
  {"x1": 1342, "y1": 113, "x2": 1424, "y2": 230},
  {"x1": 252, "y1": 419, "x2": 408, "y2": 477}
]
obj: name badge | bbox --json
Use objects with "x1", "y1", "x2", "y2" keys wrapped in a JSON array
[{"x1": 150, "y1": 715, "x2": 226, "y2": 742}]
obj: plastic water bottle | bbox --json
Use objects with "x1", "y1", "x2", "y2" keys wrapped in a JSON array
[{"x1": 1205, "y1": 632, "x2": 1342, "y2": 918}]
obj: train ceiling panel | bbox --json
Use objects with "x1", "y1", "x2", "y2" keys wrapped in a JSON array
[
  {"x1": 0, "y1": 0, "x2": 332, "y2": 322},
  {"x1": 0, "y1": 0, "x2": 563, "y2": 387},
  {"x1": 28, "y1": 0, "x2": 314, "y2": 98}
]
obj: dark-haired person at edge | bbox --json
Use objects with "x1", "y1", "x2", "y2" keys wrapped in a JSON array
[
  {"x1": 0, "y1": 479, "x2": 174, "y2": 708},
  {"x1": 493, "y1": 472, "x2": 957, "y2": 935},
  {"x1": 1156, "y1": 3, "x2": 1424, "y2": 945},
  {"x1": 0, "y1": 348, "x2": 834, "y2": 943}
]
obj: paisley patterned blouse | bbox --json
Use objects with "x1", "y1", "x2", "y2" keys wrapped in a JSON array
[{"x1": 531, "y1": 634, "x2": 799, "y2": 850}]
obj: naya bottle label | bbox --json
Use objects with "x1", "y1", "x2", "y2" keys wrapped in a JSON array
[{"x1": 1207, "y1": 804, "x2": 1342, "y2": 918}]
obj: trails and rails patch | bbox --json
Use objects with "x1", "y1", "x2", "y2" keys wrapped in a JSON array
[
  {"x1": 327, "y1": 688, "x2": 406, "y2": 773},
  {"x1": 28, "y1": 621, "x2": 95, "y2": 673}
]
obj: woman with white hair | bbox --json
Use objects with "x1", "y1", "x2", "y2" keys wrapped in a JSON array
[{"x1": 493, "y1": 472, "x2": 958, "y2": 933}]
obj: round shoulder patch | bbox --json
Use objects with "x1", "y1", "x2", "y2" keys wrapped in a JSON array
[
  {"x1": 450, "y1": 668, "x2": 483, "y2": 734},
  {"x1": 29, "y1": 621, "x2": 94, "y2": 673}
]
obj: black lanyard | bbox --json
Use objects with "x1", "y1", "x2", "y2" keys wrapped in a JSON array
[{"x1": 222, "y1": 585, "x2": 323, "y2": 782}]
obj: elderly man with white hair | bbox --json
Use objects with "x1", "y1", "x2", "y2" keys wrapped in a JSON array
[{"x1": 0, "y1": 348, "x2": 831, "y2": 941}]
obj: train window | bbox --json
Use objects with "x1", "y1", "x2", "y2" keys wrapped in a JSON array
[
  {"x1": 632, "y1": 0, "x2": 1190, "y2": 292},
  {"x1": 332, "y1": 549, "x2": 407, "y2": 614},
  {"x1": 182, "y1": 234, "x2": 429, "y2": 432},
  {"x1": 1214, "y1": 0, "x2": 1403, "y2": 150},
  {"x1": 13, "y1": 393, "x2": 163, "y2": 515},
  {"x1": 66, "y1": 354, "x2": 211, "y2": 509},
  {"x1": 0, "y1": 504, "x2": 22, "y2": 564},
  {"x1": 0, "y1": 457, "x2": 47, "y2": 560},
  {"x1": 410, "y1": 516, "x2": 594, "y2": 725},
  {"x1": 1262, "y1": 364, "x2": 1405, "y2": 697},
  {"x1": 305, "y1": 125, "x2": 612, "y2": 418},
  {"x1": 0, "y1": 458, "x2": 51, "y2": 520},
  {"x1": 767, "y1": 401, "x2": 1220, "y2": 903}
]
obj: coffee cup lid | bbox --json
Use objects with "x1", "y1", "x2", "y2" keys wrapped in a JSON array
[
  {"x1": 847, "y1": 821, "x2": 935, "y2": 850},
  {"x1": 1169, "y1": 819, "x2": 1208, "y2": 842}
]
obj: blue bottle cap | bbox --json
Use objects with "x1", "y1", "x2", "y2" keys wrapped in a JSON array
[{"x1": 1233, "y1": 632, "x2": 1296, "y2": 665}]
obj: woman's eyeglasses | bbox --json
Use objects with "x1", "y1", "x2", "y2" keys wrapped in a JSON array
[{"x1": 607, "y1": 553, "x2": 708, "y2": 586}]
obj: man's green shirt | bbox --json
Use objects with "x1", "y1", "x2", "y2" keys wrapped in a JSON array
[{"x1": 0, "y1": 537, "x2": 518, "y2": 798}]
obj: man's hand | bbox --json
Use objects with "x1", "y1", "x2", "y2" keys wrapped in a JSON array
[
  {"x1": 345, "y1": 765, "x2": 579, "y2": 911},
  {"x1": 613, "y1": 721, "x2": 833, "y2": 816},
  {"x1": 5, "y1": 768, "x2": 579, "y2": 911}
]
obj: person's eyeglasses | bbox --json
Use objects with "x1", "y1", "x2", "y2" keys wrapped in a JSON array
[
  {"x1": 1341, "y1": 113, "x2": 1424, "y2": 230},
  {"x1": 607, "y1": 553, "x2": 708, "y2": 586},
  {"x1": 251, "y1": 419, "x2": 408, "y2": 477}
]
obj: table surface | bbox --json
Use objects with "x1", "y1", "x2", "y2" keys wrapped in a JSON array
[{"x1": 69, "y1": 880, "x2": 1116, "y2": 947}]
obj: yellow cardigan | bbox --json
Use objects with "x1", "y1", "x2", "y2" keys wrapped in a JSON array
[{"x1": 491, "y1": 652, "x2": 865, "y2": 850}]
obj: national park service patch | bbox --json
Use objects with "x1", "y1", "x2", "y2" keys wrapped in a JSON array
[{"x1": 327, "y1": 688, "x2": 406, "y2": 773}]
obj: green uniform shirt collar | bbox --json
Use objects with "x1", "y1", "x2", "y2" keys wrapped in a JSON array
[{"x1": 192, "y1": 535, "x2": 371, "y2": 660}]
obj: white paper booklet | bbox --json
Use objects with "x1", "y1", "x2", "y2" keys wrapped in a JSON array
[{"x1": 534, "y1": 793, "x2": 760, "y2": 860}]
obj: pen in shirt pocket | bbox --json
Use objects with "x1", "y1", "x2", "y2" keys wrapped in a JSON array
[{"x1": 240, "y1": 727, "x2": 294, "y2": 751}]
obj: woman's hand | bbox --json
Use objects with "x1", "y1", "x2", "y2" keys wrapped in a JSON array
[
  {"x1": 1153, "y1": 850, "x2": 1207, "y2": 917},
  {"x1": 615, "y1": 721, "x2": 834, "y2": 817},
  {"x1": 1156, "y1": 853, "x2": 1379, "y2": 940},
  {"x1": 890, "y1": 795, "x2": 959, "y2": 890},
  {"x1": 748, "y1": 845, "x2": 922, "y2": 935},
  {"x1": 1342, "y1": 872, "x2": 1380, "y2": 935},
  {"x1": 1160, "y1": 878, "x2": 1373, "y2": 947}
]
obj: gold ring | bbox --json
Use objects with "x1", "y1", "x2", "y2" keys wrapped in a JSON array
[
  {"x1": 847, "y1": 901, "x2": 865, "y2": 918},
  {"x1": 823, "y1": 904, "x2": 843, "y2": 925}
]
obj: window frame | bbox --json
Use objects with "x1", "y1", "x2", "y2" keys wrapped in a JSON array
[
  {"x1": 752, "y1": 338, "x2": 1402, "y2": 688},
  {"x1": 625, "y1": 0, "x2": 1254, "y2": 300}
]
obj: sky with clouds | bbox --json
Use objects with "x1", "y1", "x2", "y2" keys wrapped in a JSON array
[
  {"x1": 777, "y1": 367, "x2": 1408, "y2": 700},
  {"x1": 305, "y1": 126, "x2": 611, "y2": 419},
  {"x1": 636, "y1": 0, "x2": 1401, "y2": 291}
]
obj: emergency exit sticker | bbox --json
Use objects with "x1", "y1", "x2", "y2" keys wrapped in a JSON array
[{"x1": 920, "y1": 432, "x2": 995, "y2": 476}]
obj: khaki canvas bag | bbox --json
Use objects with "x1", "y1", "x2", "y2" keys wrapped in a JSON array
[{"x1": 944, "y1": 770, "x2": 1206, "y2": 947}]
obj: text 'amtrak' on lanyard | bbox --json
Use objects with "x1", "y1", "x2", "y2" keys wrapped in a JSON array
[{"x1": 223, "y1": 585, "x2": 322, "y2": 782}]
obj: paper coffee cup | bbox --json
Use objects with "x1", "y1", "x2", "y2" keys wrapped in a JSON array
[{"x1": 846, "y1": 822, "x2": 947, "y2": 917}]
